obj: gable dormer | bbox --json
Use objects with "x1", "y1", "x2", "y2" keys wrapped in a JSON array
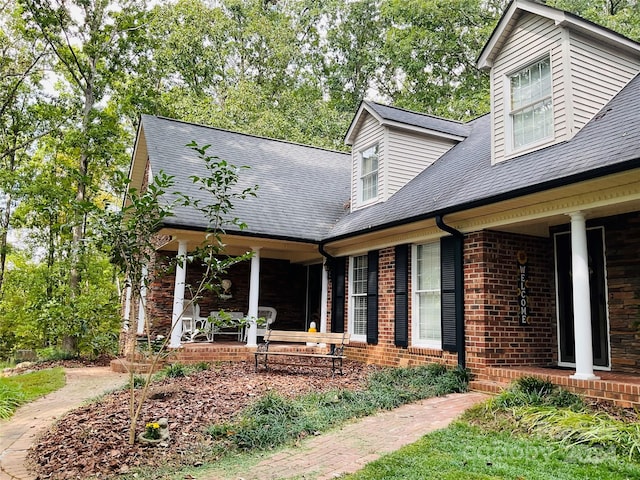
[
  {"x1": 477, "y1": 0, "x2": 640, "y2": 164},
  {"x1": 345, "y1": 101, "x2": 469, "y2": 212}
]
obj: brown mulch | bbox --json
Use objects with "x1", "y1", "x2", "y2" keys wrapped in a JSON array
[{"x1": 28, "y1": 360, "x2": 377, "y2": 479}]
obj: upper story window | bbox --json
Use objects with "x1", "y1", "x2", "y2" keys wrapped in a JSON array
[
  {"x1": 349, "y1": 254, "x2": 368, "y2": 342},
  {"x1": 509, "y1": 56, "x2": 553, "y2": 151},
  {"x1": 359, "y1": 144, "x2": 378, "y2": 203},
  {"x1": 412, "y1": 242, "x2": 441, "y2": 348}
]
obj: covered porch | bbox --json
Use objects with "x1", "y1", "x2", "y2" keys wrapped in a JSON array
[{"x1": 142, "y1": 229, "x2": 330, "y2": 349}]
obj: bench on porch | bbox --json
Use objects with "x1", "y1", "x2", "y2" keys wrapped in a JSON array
[{"x1": 254, "y1": 330, "x2": 350, "y2": 375}]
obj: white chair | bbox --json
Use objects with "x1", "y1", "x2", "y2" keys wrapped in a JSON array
[
  {"x1": 181, "y1": 302, "x2": 202, "y2": 342},
  {"x1": 209, "y1": 311, "x2": 245, "y2": 341},
  {"x1": 243, "y1": 306, "x2": 277, "y2": 341}
]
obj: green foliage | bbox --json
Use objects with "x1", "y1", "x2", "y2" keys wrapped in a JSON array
[
  {"x1": 206, "y1": 364, "x2": 469, "y2": 452},
  {"x1": 162, "y1": 363, "x2": 188, "y2": 378},
  {"x1": 489, "y1": 376, "x2": 585, "y2": 410},
  {"x1": 125, "y1": 375, "x2": 147, "y2": 390},
  {"x1": 0, "y1": 367, "x2": 65, "y2": 419}
]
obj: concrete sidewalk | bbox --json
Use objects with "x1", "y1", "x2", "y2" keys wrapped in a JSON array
[
  {"x1": 0, "y1": 367, "x2": 128, "y2": 480},
  {"x1": 205, "y1": 391, "x2": 489, "y2": 480}
]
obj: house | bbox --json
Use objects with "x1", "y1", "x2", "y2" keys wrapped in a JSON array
[{"x1": 126, "y1": 0, "x2": 640, "y2": 405}]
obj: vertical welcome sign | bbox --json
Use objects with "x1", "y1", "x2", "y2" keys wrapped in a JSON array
[{"x1": 517, "y1": 251, "x2": 529, "y2": 325}]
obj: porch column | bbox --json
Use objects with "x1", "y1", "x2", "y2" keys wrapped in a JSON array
[
  {"x1": 169, "y1": 240, "x2": 188, "y2": 348},
  {"x1": 123, "y1": 284, "x2": 132, "y2": 331},
  {"x1": 246, "y1": 247, "x2": 261, "y2": 347},
  {"x1": 568, "y1": 212, "x2": 599, "y2": 380},
  {"x1": 320, "y1": 260, "x2": 329, "y2": 333},
  {"x1": 137, "y1": 264, "x2": 148, "y2": 335}
]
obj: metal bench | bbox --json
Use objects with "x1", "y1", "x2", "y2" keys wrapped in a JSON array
[{"x1": 254, "y1": 330, "x2": 350, "y2": 375}]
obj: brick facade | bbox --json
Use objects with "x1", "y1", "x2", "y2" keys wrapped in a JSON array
[
  {"x1": 463, "y1": 230, "x2": 556, "y2": 376},
  {"x1": 602, "y1": 212, "x2": 640, "y2": 372}
]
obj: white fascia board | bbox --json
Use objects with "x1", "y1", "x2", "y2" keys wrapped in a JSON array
[
  {"x1": 380, "y1": 119, "x2": 467, "y2": 142},
  {"x1": 344, "y1": 101, "x2": 385, "y2": 146}
]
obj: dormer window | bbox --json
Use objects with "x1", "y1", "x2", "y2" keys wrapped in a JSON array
[
  {"x1": 509, "y1": 56, "x2": 553, "y2": 151},
  {"x1": 359, "y1": 144, "x2": 378, "y2": 203}
]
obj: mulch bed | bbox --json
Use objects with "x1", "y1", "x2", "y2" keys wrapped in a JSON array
[{"x1": 28, "y1": 360, "x2": 377, "y2": 479}]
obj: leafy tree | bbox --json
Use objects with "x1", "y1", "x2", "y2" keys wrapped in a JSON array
[{"x1": 547, "y1": 0, "x2": 640, "y2": 40}]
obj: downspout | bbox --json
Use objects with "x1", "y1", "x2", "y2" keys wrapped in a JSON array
[{"x1": 435, "y1": 215, "x2": 466, "y2": 369}]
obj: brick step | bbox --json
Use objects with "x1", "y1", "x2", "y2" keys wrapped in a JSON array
[{"x1": 469, "y1": 379, "x2": 509, "y2": 395}]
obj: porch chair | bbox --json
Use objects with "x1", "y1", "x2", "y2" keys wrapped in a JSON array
[
  {"x1": 181, "y1": 302, "x2": 208, "y2": 342},
  {"x1": 243, "y1": 306, "x2": 277, "y2": 341},
  {"x1": 208, "y1": 311, "x2": 246, "y2": 341}
]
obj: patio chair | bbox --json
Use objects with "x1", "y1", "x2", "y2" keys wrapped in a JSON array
[
  {"x1": 181, "y1": 302, "x2": 203, "y2": 342},
  {"x1": 243, "y1": 306, "x2": 277, "y2": 341}
]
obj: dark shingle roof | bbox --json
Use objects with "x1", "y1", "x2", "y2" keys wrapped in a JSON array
[
  {"x1": 327, "y1": 73, "x2": 640, "y2": 240},
  {"x1": 140, "y1": 115, "x2": 351, "y2": 242},
  {"x1": 364, "y1": 101, "x2": 472, "y2": 138}
]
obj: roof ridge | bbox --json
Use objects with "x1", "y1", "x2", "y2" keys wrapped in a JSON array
[
  {"x1": 141, "y1": 114, "x2": 351, "y2": 155},
  {"x1": 364, "y1": 100, "x2": 469, "y2": 125}
]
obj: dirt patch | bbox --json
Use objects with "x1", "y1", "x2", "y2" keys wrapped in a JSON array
[{"x1": 28, "y1": 360, "x2": 376, "y2": 479}]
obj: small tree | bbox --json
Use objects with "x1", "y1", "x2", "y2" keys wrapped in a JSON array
[{"x1": 102, "y1": 142, "x2": 256, "y2": 445}]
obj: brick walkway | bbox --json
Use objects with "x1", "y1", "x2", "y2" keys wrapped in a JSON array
[
  {"x1": 205, "y1": 391, "x2": 489, "y2": 480},
  {"x1": 0, "y1": 367, "x2": 128, "y2": 480}
]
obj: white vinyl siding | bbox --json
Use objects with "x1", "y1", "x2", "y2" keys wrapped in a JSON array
[
  {"x1": 349, "y1": 255, "x2": 367, "y2": 341},
  {"x1": 491, "y1": 14, "x2": 563, "y2": 162},
  {"x1": 491, "y1": 12, "x2": 640, "y2": 164},
  {"x1": 351, "y1": 115, "x2": 384, "y2": 210},
  {"x1": 412, "y1": 243, "x2": 441, "y2": 348},
  {"x1": 569, "y1": 33, "x2": 640, "y2": 131},
  {"x1": 387, "y1": 128, "x2": 456, "y2": 197}
]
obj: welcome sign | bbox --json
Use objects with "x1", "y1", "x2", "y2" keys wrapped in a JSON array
[{"x1": 517, "y1": 250, "x2": 529, "y2": 325}]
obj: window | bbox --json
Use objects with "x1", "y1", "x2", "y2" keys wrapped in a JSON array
[
  {"x1": 349, "y1": 255, "x2": 368, "y2": 341},
  {"x1": 359, "y1": 145, "x2": 378, "y2": 202},
  {"x1": 509, "y1": 56, "x2": 552, "y2": 150},
  {"x1": 412, "y1": 243, "x2": 441, "y2": 347}
]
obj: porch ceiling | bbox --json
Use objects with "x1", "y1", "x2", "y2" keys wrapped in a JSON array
[{"x1": 156, "y1": 228, "x2": 323, "y2": 264}]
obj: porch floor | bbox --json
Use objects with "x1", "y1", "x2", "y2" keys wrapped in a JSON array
[{"x1": 470, "y1": 365, "x2": 640, "y2": 408}]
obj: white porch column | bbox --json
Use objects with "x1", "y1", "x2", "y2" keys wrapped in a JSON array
[
  {"x1": 568, "y1": 212, "x2": 599, "y2": 380},
  {"x1": 246, "y1": 247, "x2": 261, "y2": 347},
  {"x1": 320, "y1": 260, "x2": 329, "y2": 334},
  {"x1": 123, "y1": 284, "x2": 132, "y2": 331},
  {"x1": 137, "y1": 264, "x2": 148, "y2": 335},
  {"x1": 169, "y1": 240, "x2": 188, "y2": 348}
]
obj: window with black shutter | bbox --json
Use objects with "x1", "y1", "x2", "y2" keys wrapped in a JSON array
[{"x1": 395, "y1": 245, "x2": 409, "y2": 347}]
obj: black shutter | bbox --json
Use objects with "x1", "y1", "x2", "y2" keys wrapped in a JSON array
[
  {"x1": 366, "y1": 250, "x2": 379, "y2": 344},
  {"x1": 441, "y1": 235, "x2": 463, "y2": 357},
  {"x1": 331, "y1": 257, "x2": 346, "y2": 333},
  {"x1": 394, "y1": 245, "x2": 409, "y2": 347}
]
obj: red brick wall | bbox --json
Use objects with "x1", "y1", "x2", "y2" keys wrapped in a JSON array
[
  {"x1": 340, "y1": 247, "x2": 459, "y2": 368},
  {"x1": 464, "y1": 230, "x2": 556, "y2": 374},
  {"x1": 603, "y1": 212, "x2": 640, "y2": 372}
]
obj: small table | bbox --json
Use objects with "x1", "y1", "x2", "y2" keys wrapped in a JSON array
[{"x1": 208, "y1": 311, "x2": 245, "y2": 341}]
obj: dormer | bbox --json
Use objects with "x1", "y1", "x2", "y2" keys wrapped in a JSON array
[
  {"x1": 478, "y1": 0, "x2": 640, "y2": 164},
  {"x1": 344, "y1": 101, "x2": 469, "y2": 212}
]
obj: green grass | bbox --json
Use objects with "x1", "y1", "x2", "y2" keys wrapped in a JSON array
[
  {"x1": 342, "y1": 421, "x2": 640, "y2": 480},
  {"x1": 0, "y1": 367, "x2": 66, "y2": 419}
]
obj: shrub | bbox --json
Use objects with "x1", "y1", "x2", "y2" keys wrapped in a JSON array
[
  {"x1": 0, "y1": 383, "x2": 26, "y2": 419},
  {"x1": 163, "y1": 363, "x2": 188, "y2": 378}
]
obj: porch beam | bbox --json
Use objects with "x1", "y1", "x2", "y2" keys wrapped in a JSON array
[
  {"x1": 246, "y1": 247, "x2": 261, "y2": 347},
  {"x1": 169, "y1": 240, "x2": 188, "y2": 348},
  {"x1": 568, "y1": 212, "x2": 599, "y2": 380}
]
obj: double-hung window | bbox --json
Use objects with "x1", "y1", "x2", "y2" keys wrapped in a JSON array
[
  {"x1": 349, "y1": 255, "x2": 368, "y2": 341},
  {"x1": 412, "y1": 243, "x2": 441, "y2": 348},
  {"x1": 359, "y1": 145, "x2": 378, "y2": 203},
  {"x1": 509, "y1": 56, "x2": 553, "y2": 151}
]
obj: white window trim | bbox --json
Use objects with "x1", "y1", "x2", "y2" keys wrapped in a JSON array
[
  {"x1": 357, "y1": 143, "x2": 379, "y2": 206},
  {"x1": 348, "y1": 255, "x2": 367, "y2": 343},
  {"x1": 504, "y1": 53, "x2": 555, "y2": 157},
  {"x1": 411, "y1": 243, "x2": 442, "y2": 349}
]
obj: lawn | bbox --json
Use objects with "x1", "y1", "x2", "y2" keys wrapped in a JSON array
[
  {"x1": 342, "y1": 421, "x2": 640, "y2": 480},
  {"x1": 0, "y1": 367, "x2": 66, "y2": 419}
]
